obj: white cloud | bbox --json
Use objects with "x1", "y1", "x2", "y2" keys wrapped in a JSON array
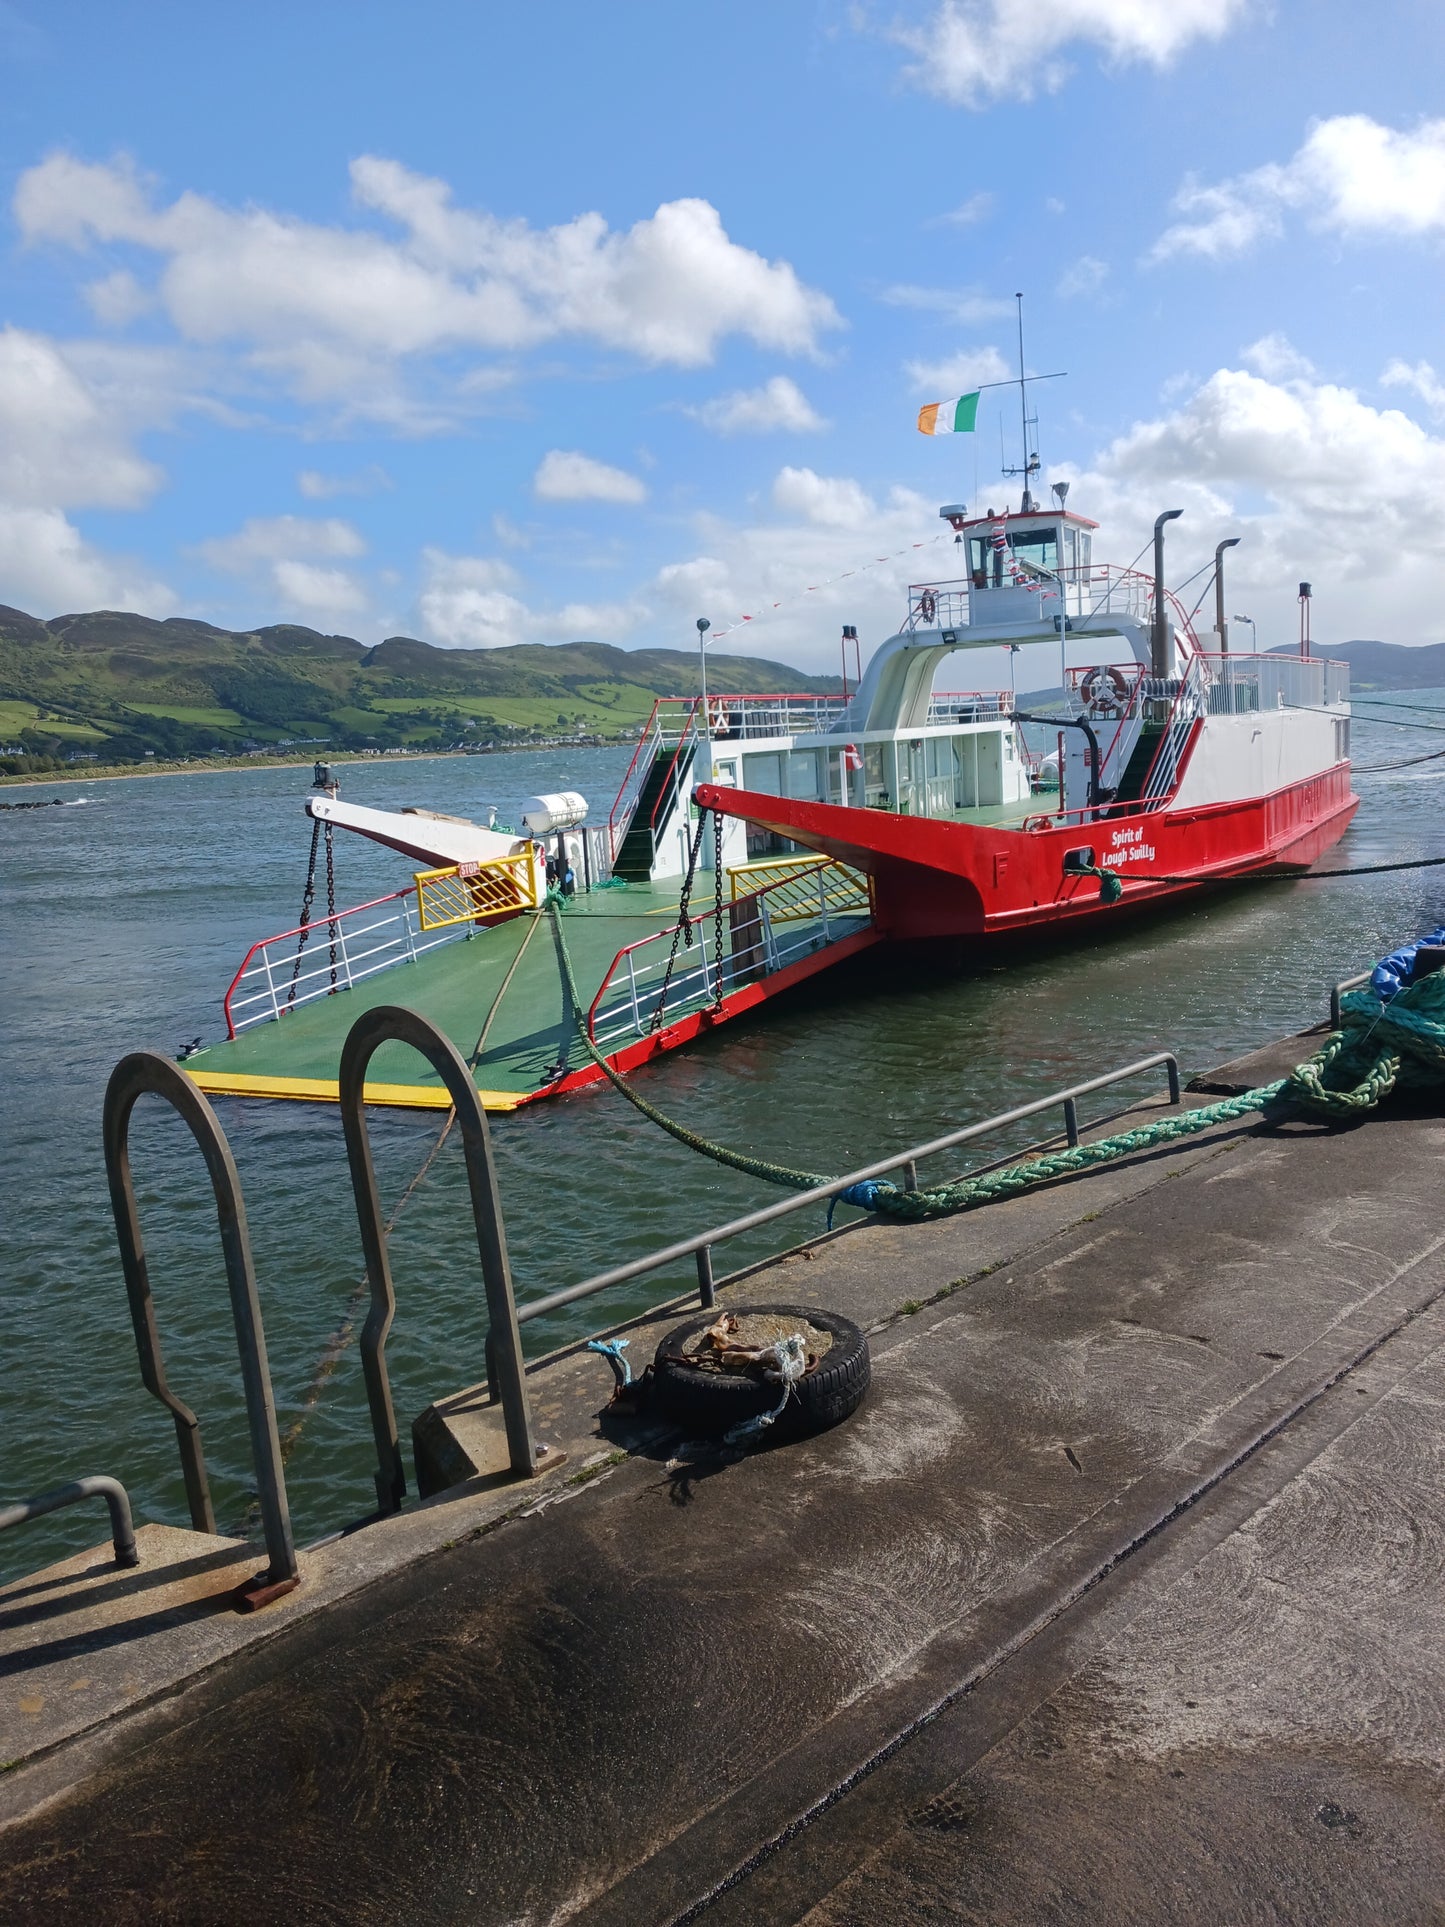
[
  {"x1": 905, "y1": 346, "x2": 1011, "y2": 394},
  {"x1": 196, "y1": 514, "x2": 367, "y2": 625},
  {"x1": 1151, "y1": 114, "x2": 1445, "y2": 262},
  {"x1": 927, "y1": 192, "x2": 995, "y2": 227},
  {"x1": 0, "y1": 504, "x2": 175, "y2": 616},
  {"x1": 1056, "y1": 254, "x2": 1108, "y2": 299},
  {"x1": 271, "y1": 560, "x2": 369, "y2": 616},
  {"x1": 1382, "y1": 359, "x2": 1445, "y2": 419},
  {"x1": 15, "y1": 152, "x2": 842, "y2": 407},
  {"x1": 1241, "y1": 334, "x2": 1315, "y2": 382},
  {"x1": 416, "y1": 546, "x2": 643, "y2": 648},
  {"x1": 297, "y1": 463, "x2": 392, "y2": 500},
  {"x1": 533, "y1": 449, "x2": 647, "y2": 504},
  {"x1": 83, "y1": 268, "x2": 152, "y2": 326},
  {"x1": 881, "y1": 283, "x2": 1011, "y2": 323},
  {"x1": 0, "y1": 326, "x2": 163, "y2": 508},
  {"x1": 197, "y1": 515, "x2": 365, "y2": 571},
  {"x1": 891, "y1": 0, "x2": 1246, "y2": 108},
  {"x1": 1053, "y1": 347, "x2": 1445, "y2": 645},
  {"x1": 687, "y1": 376, "x2": 826, "y2": 435},
  {"x1": 772, "y1": 467, "x2": 878, "y2": 529},
  {"x1": 650, "y1": 474, "x2": 937, "y2": 669}
]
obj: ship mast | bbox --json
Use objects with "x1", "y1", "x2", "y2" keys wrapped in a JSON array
[{"x1": 1002, "y1": 292, "x2": 1042, "y2": 513}]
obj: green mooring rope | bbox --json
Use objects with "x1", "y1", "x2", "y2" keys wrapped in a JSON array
[{"x1": 549, "y1": 898, "x2": 1445, "y2": 1223}]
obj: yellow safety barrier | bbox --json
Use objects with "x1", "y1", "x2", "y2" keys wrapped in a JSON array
[
  {"x1": 728, "y1": 854, "x2": 871, "y2": 925},
  {"x1": 414, "y1": 852, "x2": 538, "y2": 930}
]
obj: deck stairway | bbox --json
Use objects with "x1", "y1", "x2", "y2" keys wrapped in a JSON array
[
  {"x1": 1112, "y1": 723, "x2": 1165, "y2": 804},
  {"x1": 611, "y1": 736, "x2": 697, "y2": 880}
]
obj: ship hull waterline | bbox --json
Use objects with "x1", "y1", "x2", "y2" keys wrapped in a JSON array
[{"x1": 694, "y1": 762, "x2": 1358, "y2": 944}]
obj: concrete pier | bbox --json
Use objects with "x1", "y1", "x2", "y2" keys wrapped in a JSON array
[{"x1": 2, "y1": 1035, "x2": 1443, "y2": 1922}]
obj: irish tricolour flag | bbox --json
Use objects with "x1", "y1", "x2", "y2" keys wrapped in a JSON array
[{"x1": 917, "y1": 391, "x2": 980, "y2": 436}]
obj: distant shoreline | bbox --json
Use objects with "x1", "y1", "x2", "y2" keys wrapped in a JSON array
[{"x1": 0, "y1": 739, "x2": 631, "y2": 791}]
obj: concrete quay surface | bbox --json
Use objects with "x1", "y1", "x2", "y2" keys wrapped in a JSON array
[{"x1": 2, "y1": 1038, "x2": 1444, "y2": 1922}]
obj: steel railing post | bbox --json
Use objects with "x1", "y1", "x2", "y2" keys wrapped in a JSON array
[
  {"x1": 1063, "y1": 1097, "x2": 1080, "y2": 1146},
  {"x1": 103, "y1": 1053, "x2": 298, "y2": 1596},
  {"x1": 339, "y1": 1005, "x2": 541, "y2": 1511},
  {"x1": 696, "y1": 1245, "x2": 716, "y2": 1308}
]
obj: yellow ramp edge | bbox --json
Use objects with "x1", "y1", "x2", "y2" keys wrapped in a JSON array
[{"x1": 185, "y1": 1068, "x2": 528, "y2": 1113}]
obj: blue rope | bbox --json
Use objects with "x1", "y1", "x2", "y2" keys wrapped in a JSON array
[{"x1": 586, "y1": 1337, "x2": 632, "y2": 1389}]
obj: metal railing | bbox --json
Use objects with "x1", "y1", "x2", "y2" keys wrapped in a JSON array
[
  {"x1": 727, "y1": 855, "x2": 870, "y2": 923},
  {"x1": 338, "y1": 1006, "x2": 543, "y2": 1510},
  {"x1": 925, "y1": 691, "x2": 1014, "y2": 723},
  {"x1": 709, "y1": 696, "x2": 850, "y2": 738},
  {"x1": 103, "y1": 1050, "x2": 298, "y2": 1606},
  {"x1": 415, "y1": 852, "x2": 538, "y2": 931},
  {"x1": 587, "y1": 869, "x2": 871, "y2": 1051},
  {"x1": 1331, "y1": 971, "x2": 1372, "y2": 1028},
  {"x1": 222, "y1": 886, "x2": 469, "y2": 1037},
  {"x1": 511, "y1": 1052, "x2": 1183, "y2": 1332},
  {"x1": 608, "y1": 693, "x2": 852, "y2": 856},
  {"x1": 0, "y1": 1476, "x2": 139, "y2": 1569}
]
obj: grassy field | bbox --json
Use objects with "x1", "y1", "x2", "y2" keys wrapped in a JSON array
[
  {"x1": 121, "y1": 702, "x2": 248, "y2": 729},
  {"x1": 0, "y1": 698, "x2": 109, "y2": 743}
]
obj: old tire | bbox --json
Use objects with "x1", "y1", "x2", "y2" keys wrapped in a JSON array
[{"x1": 651, "y1": 1303, "x2": 870, "y2": 1440}]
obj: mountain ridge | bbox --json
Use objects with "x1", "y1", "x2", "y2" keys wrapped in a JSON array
[{"x1": 0, "y1": 603, "x2": 843, "y2": 769}]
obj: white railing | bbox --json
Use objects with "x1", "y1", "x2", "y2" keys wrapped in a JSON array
[
  {"x1": 905, "y1": 564, "x2": 1201, "y2": 640},
  {"x1": 587, "y1": 882, "x2": 870, "y2": 1051},
  {"x1": 926, "y1": 691, "x2": 1014, "y2": 723},
  {"x1": 1196, "y1": 652, "x2": 1349, "y2": 713},
  {"x1": 223, "y1": 889, "x2": 471, "y2": 1037},
  {"x1": 709, "y1": 694, "x2": 849, "y2": 739}
]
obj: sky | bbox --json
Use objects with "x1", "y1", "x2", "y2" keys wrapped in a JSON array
[{"x1": 2, "y1": 0, "x2": 1444, "y2": 675}]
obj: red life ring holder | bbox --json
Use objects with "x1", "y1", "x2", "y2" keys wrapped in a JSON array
[
  {"x1": 1081, "y1": 665, "x2": 1130, "y2": 715},
  {"x1": 918, "y1": 589, "x2": 938, "y2": 624}
]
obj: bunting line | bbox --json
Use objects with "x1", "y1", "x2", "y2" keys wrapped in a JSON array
[{"x1": 709, "y1": 531, "x2": 950, "y2": 639}]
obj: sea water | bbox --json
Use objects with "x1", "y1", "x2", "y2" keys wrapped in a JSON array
[{"x1": 4, "y1": 702, "x2": 1444, "y2": 1580}]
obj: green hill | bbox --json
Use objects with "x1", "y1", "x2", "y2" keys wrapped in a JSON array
[{"x1": 0, "y1": 604, "x2": 842, "y2": 771}]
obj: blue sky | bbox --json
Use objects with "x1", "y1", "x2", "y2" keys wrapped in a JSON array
[{"x1": 1, "y1": 0, "x2": 1443, "y2": 672}]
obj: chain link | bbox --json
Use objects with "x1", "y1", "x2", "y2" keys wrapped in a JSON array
[{"x1": 648, "y1": 809, "x2": 709, "y2": 1033}]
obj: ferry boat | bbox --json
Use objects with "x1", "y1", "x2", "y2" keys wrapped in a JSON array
[{"x1": 182, "y1": 491, "x2": 1353, "y2": 1114}]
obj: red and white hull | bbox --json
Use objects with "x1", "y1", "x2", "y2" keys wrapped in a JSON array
[{"x1": 695, "y1": 757, "x2": 1357, "y2": 944}]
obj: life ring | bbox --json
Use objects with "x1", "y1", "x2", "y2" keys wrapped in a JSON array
[
  {"x1": 918, "y1": 589, "x2": 937, "y2": 624},
  {"x1": 707, "y1": 700, "x2": 729, "y2": 735},
  {"x1": 1080, "y1": 665, "x2": 1130, "y2": 715}
]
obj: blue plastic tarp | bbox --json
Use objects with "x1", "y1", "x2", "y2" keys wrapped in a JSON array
[{"x1": 1371, "y1": 926, "x2": 1445, "y2": 1000}]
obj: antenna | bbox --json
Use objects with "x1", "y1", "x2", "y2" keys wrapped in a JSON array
[{"x1": 1001, "y1": 292, "x2": 1042, "y2": 512}]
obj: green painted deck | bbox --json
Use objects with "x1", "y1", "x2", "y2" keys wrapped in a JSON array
[{"x1": 188, "y1": 883, "x2": 691, "y2": 1111}]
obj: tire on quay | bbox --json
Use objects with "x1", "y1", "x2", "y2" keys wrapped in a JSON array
[{"x1": 650, "y1": 1303, "x2": 870, "y2": 1441}]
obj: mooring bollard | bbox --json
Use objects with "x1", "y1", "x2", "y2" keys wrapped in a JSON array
[
  {"x1": 103, "y1": 1052, "x2": 299, "y2": 1607},
  {"x1": 338, "y1": 1005, "x2": 541, "y2": 1514}
]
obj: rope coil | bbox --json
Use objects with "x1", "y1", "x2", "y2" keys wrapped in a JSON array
[{"x1": 549, "y1": 878, "x2": 1445, "y2": 1226}]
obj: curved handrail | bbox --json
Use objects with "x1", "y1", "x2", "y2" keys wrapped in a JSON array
[
  {"x1": 102, "y1": 1052, "x2": 298, "y2": 1590},
  {"x1": 0, "y1": 1475, "x2": 140, "y2": 1569},
  {"x1": 338, "y1": 1005, "x2": 540, "y2": 1513}
]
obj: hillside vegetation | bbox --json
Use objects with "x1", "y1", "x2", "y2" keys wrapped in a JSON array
[{"x1": 0, "y1": 604, "x2": 842, "y2": 773}]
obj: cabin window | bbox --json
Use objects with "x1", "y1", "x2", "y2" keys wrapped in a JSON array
[
  {"x1": 742, "y1": 751, "x2": 784, "y2": 795},
  {"x1": 787, "y1": 748, "x2": 821, "y2": 800},
  {"x1": 863, "y1": 741, "x2": 890, "y2": 808},
  {"x1": 1009, "y1": 526, "x2": 1060, "y2": 573}
]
